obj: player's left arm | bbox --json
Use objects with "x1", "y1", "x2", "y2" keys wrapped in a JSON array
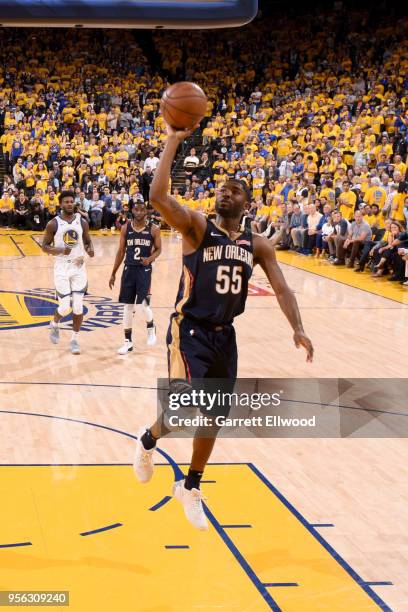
[
  {"x1": 141, "y1": 225, "x2": 162, "y2": 266},
  {"x1": 81, "y1": 218, "x2": 94, "y2": 257},
  {"x1": 253, "y1": 234, "x2": 314, "y2": 362}
]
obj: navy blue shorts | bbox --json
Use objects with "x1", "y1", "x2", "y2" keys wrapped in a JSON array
[
  {"x1": 119, "y1": 265, "x2": 152, "y2": 304},
  {"x1": 166, "y1": 313, "x2": 237, "y2": 381}
]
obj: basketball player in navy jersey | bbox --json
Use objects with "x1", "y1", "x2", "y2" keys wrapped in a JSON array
[
  {"x1": 42, "y1": 191, "x2": 94, "y2": 355},
  {"x1": 134, "y1": 125, "x2": 314, "y2": 530},
  {"x1": 109, "y1": 202, "x2": 162, "y2": 354}
]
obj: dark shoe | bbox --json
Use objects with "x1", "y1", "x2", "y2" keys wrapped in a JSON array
[
  {"x1": 389, "y1": 275, "x2": 403, "y2": 282},
  {"x1": 346, "y1": 261, "x2": 355, "y2": 268},
  {"x1": 333, "y1": 260, "x2": 345, "y2": 266},
  {"x1": 354, "y1": 268, "x2": 364, "y2": 273}
]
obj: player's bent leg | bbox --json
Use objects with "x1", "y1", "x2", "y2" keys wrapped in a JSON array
[
  {"x1": 133, "y1": 426, "x2": 156, "y2": 483},
  {"x1": 118, "y1": 303, "x2": 134, "y2": 354},
  {"x1": 138, "y1": 298, "x2": 156, "y2": 346},
  {"x1": 50, "y1": 293, "x2": 71, "y2": 344},
  {"x1": 172, "y1": 479, "x2": 208, "y2": 531},
  {"x1": 70, "y1": 290, "x2": 85, "y2": 355}
]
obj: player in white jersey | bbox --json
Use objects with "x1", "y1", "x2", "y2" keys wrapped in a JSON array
[{"x1": 41, "y1": 191, "x2": 94, "y2": 354}]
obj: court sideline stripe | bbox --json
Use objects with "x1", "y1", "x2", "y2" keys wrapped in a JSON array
[{"x1": 248, "y1": 463, "x2": 391, "y2": 612}]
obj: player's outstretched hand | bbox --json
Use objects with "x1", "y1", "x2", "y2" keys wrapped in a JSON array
[
  {"x1": 293, "y1": 330, "x2": 314, "y2": 363},
  {"x1": 166, "y1": 122, "x2": 201, "y2": 143},
  {"x1": 109, "y1": 274, "x2": 115, "y2": 289}
]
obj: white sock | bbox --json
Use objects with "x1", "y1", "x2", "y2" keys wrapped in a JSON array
[
  {"x1": 71, "y1": 331, "x2": 79, "y2": 341},
  {"x1": 51, "y1": 320, "x2": 59, "y2": 328}
]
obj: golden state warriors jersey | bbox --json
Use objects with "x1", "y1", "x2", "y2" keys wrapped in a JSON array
[{"x1": 54, "y1": 213, "x2": 85, "y2": 263}]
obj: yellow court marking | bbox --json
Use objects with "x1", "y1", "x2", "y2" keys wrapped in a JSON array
[
  {"x1": 0, "y1": 465, "x2": 387, "y2": 611},
  {"x1": 276, "y1": 251, "x2": 408, "y2": 306},
  {"x1": 0, "y1": 234, "x2": 43, "y2": 258},
  {"x1": 0, "y1": 235, "x2": 21, "y2": 257}
]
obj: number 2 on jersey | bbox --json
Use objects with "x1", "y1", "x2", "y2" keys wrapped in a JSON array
[
  {"x1": 134, "y1": 247, "x2": 141, "y2": 260},
  {"x1": 216, "y1": 265, "x2": 242, "y2": 294}
]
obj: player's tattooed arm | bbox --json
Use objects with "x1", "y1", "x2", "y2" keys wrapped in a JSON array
[
  {"x1": 41, "y1": 219, "x2": 71, "y2": 256},
  {"x1": 253, "y1": 234, "x2": 314, "y2": 363},
  {"x1": 109, "y1": 222, "x2": 127, "y2": 289},
  {"x1": 81, "y1": 218, "x2": 94, "y2": 257},
  {"x1": 149, "y1": 123, "x2": 206, "y2": 248},
  {"x1": 141, "y1": 225, "x2": 162, "y2": 266}
]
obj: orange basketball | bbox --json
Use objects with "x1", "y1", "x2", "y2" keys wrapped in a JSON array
[{"x1": 160, "y1": 82, "x2": 207, "y2": 130}]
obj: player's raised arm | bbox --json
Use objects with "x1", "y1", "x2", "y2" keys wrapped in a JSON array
[
  {"x1": 149, "y1": 125, "x2": 206, "y2": 246},
  {"x1": 109, "y1": 222, "x2": 128, "y2": 289},
  {"x1": 41, "y1": 218, "x2": 70, "y2": 256},
  {"x1": 253, "y1": 234, "x2": 314, "y2": 362}
]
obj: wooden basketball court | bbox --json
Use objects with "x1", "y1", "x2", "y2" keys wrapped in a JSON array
[{"x1": 1, "y1": 229, "x2": 407, "y2": 611}]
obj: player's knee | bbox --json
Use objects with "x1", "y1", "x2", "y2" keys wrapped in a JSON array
[
  {"x1": 140, "y1": 300, "x2": 153, "y2": 321},
  {"x1": 72, "y1": 293, "x2": 84, "y2": 315},
  {"x1": 123, "y1": 303, "x2": 134, "y2": 328},
  {"x1": 57, "y1": 296, "x2": 71, "y2": 317}
]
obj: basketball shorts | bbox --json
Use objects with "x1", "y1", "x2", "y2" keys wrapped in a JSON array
[
  {"x1": 166, "y1": 313, "x2": 237, "y2": 419},
  {"x1": 166, "y1": 313, "x2": 237, "y2": 381},
  {"x1": 119, "y1": 264, "x2": 152, "y2": 304},
  {"x1": 54, "y1": 262, "x2": 88, "y2": 297}
]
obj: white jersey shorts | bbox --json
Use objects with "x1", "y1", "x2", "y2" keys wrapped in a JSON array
[{"x1": 54, "y1": 260, "x2": 88, "y2": 297}]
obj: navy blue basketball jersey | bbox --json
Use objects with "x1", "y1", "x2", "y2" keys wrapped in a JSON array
[
  {"x1": 175, "y1": 219, "x2": 254, "y2": 325},
  {"x1": 124, "y1": 222, "x2": 154, "y2": 266}
]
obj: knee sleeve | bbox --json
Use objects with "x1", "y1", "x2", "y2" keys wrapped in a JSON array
[
  {"x1": 57, "y1": 295, "x2": 71, "y2": 317},
  {"x1": 137, "y1": 300, "x2": 153, "y2": 323},
  {"x1": 72, "y1": 292, "x2": 84, "y2": 315},
  {"x1": 123, "y1": 303, "x2": 134, "y2": 329}
]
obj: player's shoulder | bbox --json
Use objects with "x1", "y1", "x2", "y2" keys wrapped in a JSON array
[
  {"x1": 252, "y1": 232, "x2": 276, "y2": 258},
  {"x1": 46, "y1": 216, "x2": 59, "y2": 233},
  {"x1": 79, "y1": 215, "x2": 90, "y2": 229}
]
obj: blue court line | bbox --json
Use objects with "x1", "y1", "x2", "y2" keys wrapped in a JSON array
[
  {"x1": 80, "y1": 523, "x2": 123, "y2": 537},
  {"x1": 0, "y1": 541, "x2": 32, "y2": 548},
  {"x1": 248, "y1": 463, "x2": 391, "y2": 612},
  {"x1": 365, "y1": 582, "x2": 393, "y2": 587},
  {"x1": 203, "y1": 504, "x2": 280, "y2": 610},
  {"x1": 310, "y1": 523, "x2": 334, "y2": 528},
  {"x1": 264, "y1": 583, "x2": 299, "y2": 587},
  {"x1": 165, "y1": 545, "x2": 190, "y2": 549},
  {"x1": 221, "y1": 524, "x2": 252, "y2": 529},
  {"x1": 149, "y1": 496, "x2": 172, "y2": 511}
]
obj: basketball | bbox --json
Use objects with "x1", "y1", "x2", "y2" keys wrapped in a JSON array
[{"x1": 160, "y1": 82, "x2": 207, "y2": 130}]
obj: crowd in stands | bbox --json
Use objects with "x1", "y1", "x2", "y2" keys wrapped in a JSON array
[{"x1": 0, "y1": 6, "x2": 408, "y2": 283}]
